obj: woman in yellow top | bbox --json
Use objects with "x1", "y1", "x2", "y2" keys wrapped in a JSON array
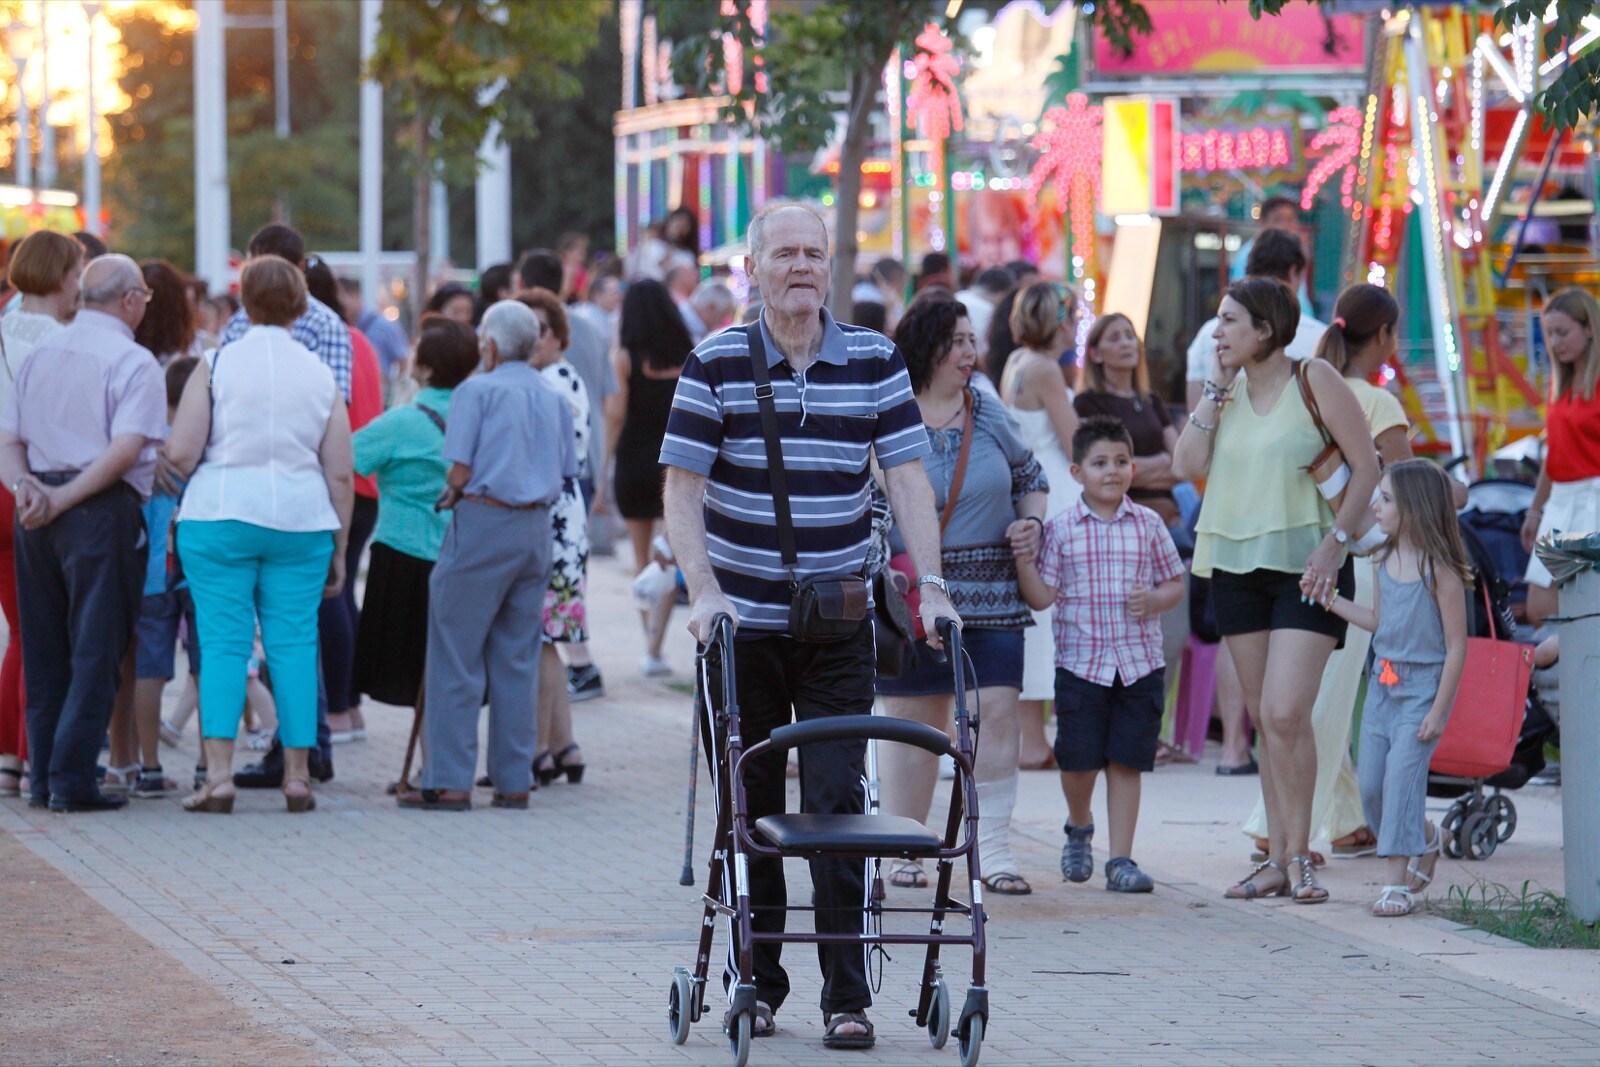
[
  {"x1": 1173, "y1": 278, "x2": 1380, "y2": 903},
  {"x1": 1240, "y1": 284, "x2": 1412, "y2": 862}
]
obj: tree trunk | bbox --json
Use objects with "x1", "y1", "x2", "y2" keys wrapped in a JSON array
[
  {"x1": 411, "y1": 118, "x2": 431, "y2": 336},
  {"x1": 830, "y1": 61, "x2": 881, "y2": 316}
]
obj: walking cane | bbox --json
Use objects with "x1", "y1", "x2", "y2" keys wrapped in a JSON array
[
  {"x1": 398, "y1": 675, "x2": 425, "y2": 795},
  {"x1": 679, "y1": 680, "x2": 702, "y2": 886}
]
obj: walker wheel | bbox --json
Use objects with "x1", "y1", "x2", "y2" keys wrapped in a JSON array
[
  {"x1": 958, "y1": 1014, "x2": 984, "y2": 1067},
  {"x1": 927, "y1": 977, "x2": 951, "y2": 1049},
  {"x1": 1441, "y1": 804, "x2": 1466, "y2": 860},
  {"x1": 1484, "y1": 794, "x2": 1517, "y2": 844},
  {"x1": 667, "y1": 969, "x2": 692, "y2": 1045},
  {"x1": 1462, "y1": 812, "x2": 1499, "y2": 861},
  {"x1": 728, "y1": 1010, "x2": 752, "y2": 1067}
]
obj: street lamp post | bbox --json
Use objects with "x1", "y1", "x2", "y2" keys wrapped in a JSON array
[
  {"x1": 7, "y1": 17, "x2": 37, "y2": 191},
  {"x1": 82, "y1": 2, "x2": 103, "y2": 236},
  {"x1": 39, "y1": 1, "x2": 55, "y2": 191}
]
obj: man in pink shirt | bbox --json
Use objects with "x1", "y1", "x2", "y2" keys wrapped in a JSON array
[{"x1": 0, "y1": 254, "x2": 168, "y2": 812}]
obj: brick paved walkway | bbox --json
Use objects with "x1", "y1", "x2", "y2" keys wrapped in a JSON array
[{"x1": 2, "y1": 557, "x2": 1596, "y2": 1065}]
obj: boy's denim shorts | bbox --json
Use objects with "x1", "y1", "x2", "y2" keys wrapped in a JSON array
[
  {"x1": 1054, "y1": 667, "x2": 1164, "y2": 773},
  {"x1": 135, "y1": 588, "x2": 200, "y2": 681}
]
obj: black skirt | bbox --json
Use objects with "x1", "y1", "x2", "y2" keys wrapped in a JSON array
[{"x1": 354, "y1": 541, "x2": 433, "y2": 707}]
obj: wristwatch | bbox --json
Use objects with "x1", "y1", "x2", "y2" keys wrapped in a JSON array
[
  {"x1": 1330, "y1": 526, "x2": 1350, "y2": 546},
  {"x1": 918, "y1": 575, "x2": 950, "y2": 597}
]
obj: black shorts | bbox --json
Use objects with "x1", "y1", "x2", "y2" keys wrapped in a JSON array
[
  {"x1": 1209, "y1": 558, "x2": 1355, "y2": 647},
  {"x1": 1054, "y1": 668, "x2": 1164, "y2": 773}
]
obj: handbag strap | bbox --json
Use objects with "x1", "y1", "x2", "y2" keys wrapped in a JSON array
[
  {"x1": 747, "y1": 322, "x2": 800, "y2": 584},
  {"x1": 416, "y1": 403, "x2": 446, "y2": 434},
  {"x1": 1294, "y1": 359, "x2": 1334, "y2": 448},
  {"x1": 940, "y1": 390, "x2": 974, "y2": 535}
]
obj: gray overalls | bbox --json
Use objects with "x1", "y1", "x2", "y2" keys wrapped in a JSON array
[{"x1": 1357, "y1": 563, "x2": 1447, "y2": 859}]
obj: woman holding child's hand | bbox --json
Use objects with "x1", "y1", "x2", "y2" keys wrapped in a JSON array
[{"x1": 876, "y1": 291, "x2": 1049, "y2": 897}]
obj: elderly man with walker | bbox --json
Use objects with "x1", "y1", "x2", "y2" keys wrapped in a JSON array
[
  {"x1": 661, "y1": 203, "x2": 959, "y2": 1051},
  {"x1": 397, "y1": 301, "x2": 577, "y2": 813}
]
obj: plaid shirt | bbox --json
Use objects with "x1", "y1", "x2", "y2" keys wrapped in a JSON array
[
  {"x1": 221, "y1": 296, "x2": 352, "y2": 401},
  {"x1": 1035, "y1": 496, "x2": 1185, "y2": 686}
]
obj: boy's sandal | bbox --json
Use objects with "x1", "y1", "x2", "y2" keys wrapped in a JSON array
[
  {"x1": 1372, "y1": 885, "x2": 1416, "y2": 917},
  {"x1": 722, "y1": 1001, "x2": 775, "y2": 1038},
  {"x1": 982, "y1": 872, "x2": 1033, "y2": 896},
  {"x1": 1225, "y1": 859, "x2": 1287, "y2": 900},
  {"x1": 822, "y1": 1011, "x2": 875, "y2": 1050},
  {"x1": 888, "y1": 861, "x2": 929, "y2": 889},
  {"x1": 1408, "y1": 821, "x2": 1442, "y2": 893},
  {"x1": 1289, "y1": 854, "x2": 1329, "y2": 904}
]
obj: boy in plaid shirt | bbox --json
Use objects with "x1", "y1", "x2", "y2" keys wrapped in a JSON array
[{"x1": 1016, "y1": 416, "x2": 1185, "y2": 892}]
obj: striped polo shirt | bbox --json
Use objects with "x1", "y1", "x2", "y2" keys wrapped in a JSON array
[{"x1": 659, "y1": 308, "x2": 931, "y2": 634}]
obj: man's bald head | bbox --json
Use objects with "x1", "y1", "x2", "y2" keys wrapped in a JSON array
[
  {"x1": 80, "y1": 254, "x2": 151, "y2": 331},
  {"x1": 80, "y1": 254, "x2": 145, "y2": 306}
]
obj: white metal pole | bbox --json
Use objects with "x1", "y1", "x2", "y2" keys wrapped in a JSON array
[
  {"x1": 474, "y1": 98, "x2": 512, "y2": 270},
  {"x1": 38, "y1": 2, "x2": 54, "y2": 190},
  {"x1": 1558, "y1": 572, "x2": 1600, "y2": 922},
  {"x1": 359, "y1": 0, "x2": 383, "y2": 310},
  {"x1": 83, "y1": 2, "x2": 102, "y2": 235},
  {"x1": 193, "y1": 0, "x2": 230, "y2": 288},
  {"x1": 430, "y1": 177, "x2": 450, "y2": 271},
  {"x1": 273, "y1": 0, "x2": 289, "y2": 139},
  {"x1": 11, "y1": 53, "x2": 30, "y2": 190}
]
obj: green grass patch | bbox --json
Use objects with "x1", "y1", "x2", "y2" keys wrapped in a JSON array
[
  {"x1": 664, "y1": 680, "x2": 697, "y2": 697},
  {"x1": 1427, "y1": 881, "x2": 1600, "y2": 949}
]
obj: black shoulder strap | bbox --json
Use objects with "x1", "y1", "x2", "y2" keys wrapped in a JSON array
[
  {"x1": 747, "y1": 322, "x2": 798, "y2": 585},
  {"x1": 415, "y1": 404, "x2": 446, "y2": 434}
]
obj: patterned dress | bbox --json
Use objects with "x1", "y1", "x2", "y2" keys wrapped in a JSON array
[{"x1": 541, "y1": 361, "x2": 591, "y2": 643}]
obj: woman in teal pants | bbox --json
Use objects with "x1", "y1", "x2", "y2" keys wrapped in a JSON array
[{"x1": 166, "y1": 255, "x2": 353, "y2": 813}]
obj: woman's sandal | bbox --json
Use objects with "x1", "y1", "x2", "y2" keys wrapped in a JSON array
[
  {"x1": 1408, "y1": 821, "x2": 1442, "y2": 893},
  {"x1": 1331, "y1": 825, "x2": 1379, "y2": 858},
  {"x1": 1250, "y1": 840, "x2": 1325, "y2": 868},
  {"x1": 822, "y1": 1011, "x2": 875, "y2": 1050},
  {"x1": 982, "y1": 872, "x2": 1033, "y2": 896},
  {"x1": 888, "y1": 861, "x2": 929, "y2": 890},
  {"x1": 1289, "y1": 853, "x2": 1329, "y2": 904},
  {"x1": 182, "y1": 778, "x2": 235, "y2": 814},
  {"x1": 1224, "y1": 859, "x2": 1287, "y2": 900},
  {"x1": 283, "y1": 776, "x2": 316, "y2": 814},
  {"x1": 553, "y1": 743, "x2": 586, "y2": 784},
  {"x1": 103, "y1": 763, "x2": 140, "y2": 794},
  {"x1": 1372, "y1": 885, "x2": 1416, "y2": 917}
]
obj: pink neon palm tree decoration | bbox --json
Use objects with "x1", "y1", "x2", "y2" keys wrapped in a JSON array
[
  {"x1": 1301, "y1": 106, "x2": 1364, "y2": 210},
  {"x1": 906, "y1": 22, "x2": 963, "y2": 142},
  {"x1": 1029, "y1": 93, "x2": 1102, "y2": 273}
]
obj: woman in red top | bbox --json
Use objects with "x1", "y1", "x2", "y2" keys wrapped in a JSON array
[
  {"x1": 1522, "y1": 288, "x2": 1600, "y2": 625},
  {"x1": 307, "y1": 259, "x2": 383, "y2": 739}
]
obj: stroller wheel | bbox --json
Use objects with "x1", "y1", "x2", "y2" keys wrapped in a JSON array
[
  {"x1": 927, "y1": 977, "x2": 951, "y2": 1049},
  {"x1": 1462, "y1": 812, "x2": 1499, "y2": 860},
  {"x1": 667, "y1": 969, "x2": 693, "y2": 1045},
  {"x1": 958, "y1": 1014, "x2": 985, "y2": 1067},
  {"x1": 728, "y1": 1011, "x2": 752, "y2": 1067},
  {"x1": 1485, "y1": 794, "x2": 1517, "y2": 844},
  {"x1": 1441, "y1": 803, "x2": 1467, "y2": 860}
]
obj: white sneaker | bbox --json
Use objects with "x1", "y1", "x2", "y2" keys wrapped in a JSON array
[{"x1": 641, "y1": 655, "x2": 673, "y2": 677}]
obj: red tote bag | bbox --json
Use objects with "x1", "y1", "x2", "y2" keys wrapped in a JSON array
[{"x1": 1431, "y1": 581, "x2": 1533, "y2": 779}]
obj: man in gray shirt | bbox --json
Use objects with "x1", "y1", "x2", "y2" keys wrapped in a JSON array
[{"x1": 398, "y1": 301, "x2": 577, "y2": 813}]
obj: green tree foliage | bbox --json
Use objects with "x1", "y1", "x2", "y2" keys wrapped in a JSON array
[
  {"x1": 366, "y1": 0, "x2": 606, "y2": 309},
  {"x1": 1496, "y1": 0, "x2": 1600, "y2": 129}
]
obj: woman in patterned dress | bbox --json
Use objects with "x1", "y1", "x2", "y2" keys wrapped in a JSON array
[{"x1": 520, "y1": 292, "x2": 589, "y2": 786}]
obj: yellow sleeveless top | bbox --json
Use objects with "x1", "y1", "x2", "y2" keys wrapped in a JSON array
[{"x1": 1192, "y1": 368, "x2": 1332, "y2": 578}]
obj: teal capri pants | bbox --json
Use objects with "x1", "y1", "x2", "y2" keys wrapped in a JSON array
[{"x1": 177, "y1": 519, "x2": 334, "y2": 750}]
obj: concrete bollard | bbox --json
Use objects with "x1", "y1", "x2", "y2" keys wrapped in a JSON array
[{"x1": 1557, "y1": 570, "x2": 1600, "y2": 922}]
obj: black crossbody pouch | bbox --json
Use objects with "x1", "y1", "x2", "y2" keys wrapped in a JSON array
[{"x1": 746, "y1": 323, "x2": 868, "y2": 643}]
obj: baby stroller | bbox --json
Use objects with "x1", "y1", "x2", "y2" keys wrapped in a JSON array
[
  {"x1": 667, "y1": 616, "x2": 990, "y2": 1067},
  {"x1": 1427, "y1": 506, "x2": 1535, "y2": 861}
]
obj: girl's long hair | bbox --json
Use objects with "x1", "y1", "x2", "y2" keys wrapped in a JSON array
[
  {"x1": 1315, "y1": 283, "x2": 1398, "y2": 375},
  {"x1": 1382, "y1": 459, "x2": 1473, "y2": 584},
  {"x1": 1083, "y1": 312, "x2": 1150, "y2": 395},
  {"x1": 618, "y1": 277, "x2": 694, "y2": 371},
  {"x1": 1545, "y1": 287, "x2": 1600, "y2": 402}
]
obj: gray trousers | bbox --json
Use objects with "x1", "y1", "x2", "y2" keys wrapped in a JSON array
[
  {"x1": 422, "y1": 500, "x2": 553, "y2": 794},
  {"x1": 1358, "y1": 660, "x2": 1443, "y2": 858}
]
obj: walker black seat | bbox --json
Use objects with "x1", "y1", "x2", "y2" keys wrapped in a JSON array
[
  {"x1": 755, "y1": 813, "x2": 944, "y2": 857},
  {"x1": 766, "y1": 714, "x2": 952, "y2": 756}
]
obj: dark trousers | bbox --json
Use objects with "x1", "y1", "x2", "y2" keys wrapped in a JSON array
[
  {"x1": 319, "y1": 493, "x2": 377, "y2": 714},
  {"x1": 14, "y1": 484, "x2": 145, "y2": 803},
  {"x1": 707, "y1": 618, "x2": 875, "y2": 1016}
]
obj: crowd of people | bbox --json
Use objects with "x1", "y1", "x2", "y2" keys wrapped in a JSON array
[{"x1": 0, "y1": 188, "x2": 1587, "y2": 1043}]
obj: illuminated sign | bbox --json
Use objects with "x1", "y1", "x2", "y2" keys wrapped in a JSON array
[
  {"x1": 1179, "y1": 123, "x2": 1298, "y2": 175},
  {"x1": 1102, "y1": 96, "x2": 1179, "y2": 216}
]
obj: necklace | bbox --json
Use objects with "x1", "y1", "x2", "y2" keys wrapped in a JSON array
[
  {"x1": 922, "y1": 393, "x2": 966, "y2": 430},
  {"x1": 1107, "y1": 383, "x2": 1142, "y2": 412}
]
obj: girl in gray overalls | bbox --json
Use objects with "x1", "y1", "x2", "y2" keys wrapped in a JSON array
[{"x1": 1315, "y1": 460, "x2": 1471, "y2": 917}]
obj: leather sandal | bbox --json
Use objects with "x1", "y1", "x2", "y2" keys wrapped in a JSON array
[
  {"x1": 1290, "y1": 854, "x2": 1328, "y2": 904},
  {"x1": 1224, "y1": 859, "x2": 1287, "y2": 899},
  {"x1": 283, "y1": 776, "x2": 316, "y2": 814},
  {"x1": 183, "y1": 778, "x2": 235, "y2": 814},
  {"x1": 1408, "y1": 821, "x2": 1442, "y2": 893},
  {"x1": 822, "y1": 1011, "x2": 874, "y2": 1050}
]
